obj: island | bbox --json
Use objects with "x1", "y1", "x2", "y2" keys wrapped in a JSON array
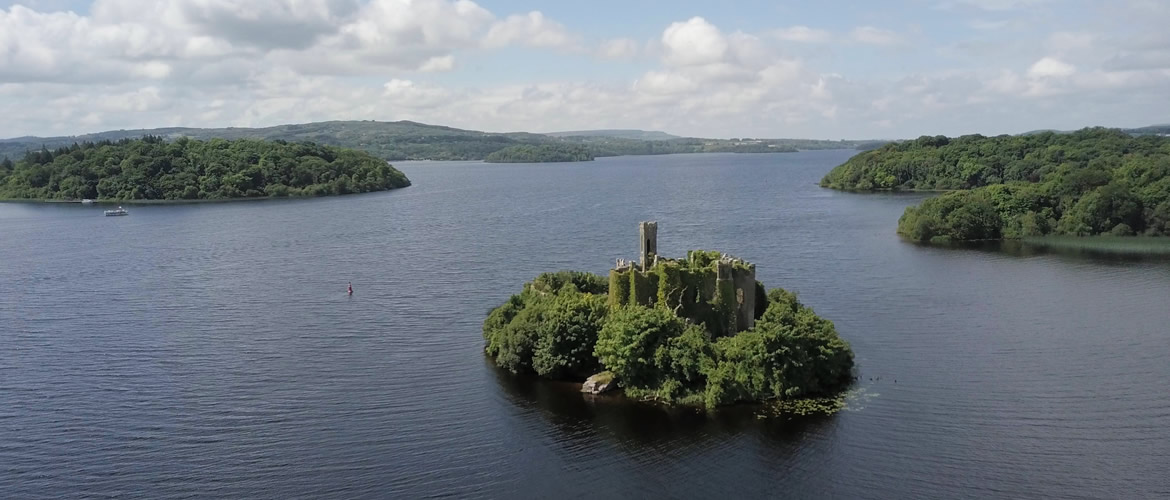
[
  {"x1": 819, "y1": 128, "x2": 1170, "y2": 242},
  {"x1": 0, "y1": 136, "x2": 410, "y2": 201},
  {"x1": 483, "y1": 222, "x2": 854, "y2": 409}
]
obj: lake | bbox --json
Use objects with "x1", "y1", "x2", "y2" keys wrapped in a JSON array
[{"x1": 1, "y1": 151, "x2": 1168, "y2": 499}]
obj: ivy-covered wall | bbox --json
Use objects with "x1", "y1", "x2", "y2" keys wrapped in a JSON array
[{"x1": 607, "y1": 251, "x2": 757, "y2": 336}]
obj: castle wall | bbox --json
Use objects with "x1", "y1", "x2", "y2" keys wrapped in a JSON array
[
  {"x1": 611, "y1": 221, "x2": 758, "y2": 336},
  {"x1": 732, "y1": 266, "x2": 757, "y2": 332},
  {"x1": 608, "y1": 268, "x2": 631, "y2": 307},
  {"x1": 639, "y1": 221, "x2": 658, "y2": 270},
  {"x1": 630, "y1": 269, "x2": 658, "y2": 306}
]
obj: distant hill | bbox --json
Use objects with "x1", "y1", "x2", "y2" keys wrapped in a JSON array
[
  {"x1": 0, "y1": 120, "x2": 874, "y2": 162},
  {"x1": 545, "y1": 129, "x2": 681, "y2": 141},
  {"x1": 0, "y1": 121, "x2": 553, "y2": 162},
  {"x1": 1021, "y1": 124, "x2": 1170, "y2": 136},
  {"x1": 1124, "y1": 124, "x2": 1170, "y2": 135}
]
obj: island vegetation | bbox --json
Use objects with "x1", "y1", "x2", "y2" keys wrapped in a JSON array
[
  {"x1": 0, "y1": 136, "x2": 410, "y2": 201},
  {"x1": 483, "y1": 234, "x2": 854, "y2": 410},
  {"x1": 819, "y1": 128, "x2": 1170, "y2": 242},
  {"x1": 483, "y1": 144, "x2": 594, "y2": 163}
]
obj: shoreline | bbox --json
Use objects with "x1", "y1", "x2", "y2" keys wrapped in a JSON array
[
  {"x1": 1019, "y1": 235, "x2": 1170, "y2": 255},
  {"x1": 401, "y1": 148, "x2": 860, "y2": 165},
  {"x1": 0, "y1": 186, "x2": 411, "y2": 205},
  {"x1": 906, "y1": 235, "x2": 1170, "y2": 256},
  {"x1": 821, "y1": 186, "x2": 959, "y2": 193}
]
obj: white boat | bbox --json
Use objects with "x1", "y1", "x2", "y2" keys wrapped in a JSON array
[
  {"x1": 80, "y1": 199, "x2": 94, "y2": 204},
  {"x1": 104, "y1": 207, "x2": 129, "y2": 216}
]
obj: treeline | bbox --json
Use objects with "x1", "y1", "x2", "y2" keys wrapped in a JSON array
[
  {"x1": 701, "y1": 143, "x2": 798, "y2": 153},
  {"x1": 0, "y1": 136, "x2": 410, "y2": 201},
  {"x1": 483, "y1": 270, "x2": 854, "y2": 409},
  {"x1": 820, "y1": 128, "x2": 1169, "y2": 191},
  {"x1": 483, "y1": 144, "x2": 594, "y2": 163},
  {"x1": 819, "y1": 128, "x2": 1170, "y2": 241},
  {"x1": 569, "y1": 137, "x2": 701, "y2": 157}
]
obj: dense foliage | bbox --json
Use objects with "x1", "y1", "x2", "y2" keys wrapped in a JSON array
[
  {"x1": 0, "y1": 136, "x2": 410, "y2": 201},
  {"x1": 483, "y1": 144, "x2": 594, "y2": 163},
  {"x1": 820, "y1": 128, "x2": 1169, "y2": 191},
  {"x1": 484, "y1": 272, "x2": 610, "y2": 379},
  {"x1": 703, "y1": 289, "x2": 854, "y2": 408},
  {"x1": 819, "y1": 128, "x2": 1170, "y2": 241},
  {"x1": 483, "y1": 269, "x2": 854, "y2": 409}
]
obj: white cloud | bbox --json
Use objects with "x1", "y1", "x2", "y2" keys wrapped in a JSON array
[
  {"x1": 1028, "y1": 57, "x2": 1076, "y2": 78},
  {"x1": 2, "y1": 2, "x2": 1170, "y2": 140},
  {"x1": 661, "y1": 17, "x2": 729, "y2": 66},
  {"x1": 772, "y1": 25, "x2": 832, "y2": 43},
  {"x1": 850, "y1": 26, "x2": 904, "y2": 46},
  {"x1": 634, "y1": 71, "x2": 698, "y2": 95},
  {"x1": 483, "y1": 11, "x2": 576, "y2": 49},
  {"x1": 131, "y1": 61, "x2": 174, "y2": 79},
  {"x1": 0, "y1": 0, "x2": 585, "y2": 83},
  {"x1": 302, "y1": 0, "x2": 494, "y2": 72},
  {"x1": 418, "y1": 55, "x2": 456, "y2": 72}
]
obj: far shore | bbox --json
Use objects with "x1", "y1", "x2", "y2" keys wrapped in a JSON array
[{"x1": 1020, "y1": 235, "x2": 1170, "y2": 255}]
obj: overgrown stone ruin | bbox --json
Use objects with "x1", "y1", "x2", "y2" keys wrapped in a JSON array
[{"x1": 609, "y1": 221, "x2": 759, "y2": 337}]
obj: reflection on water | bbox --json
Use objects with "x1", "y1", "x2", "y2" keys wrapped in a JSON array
[
  {"x1": 488, "y1": 357, "x2": 836, "y2": 446},
  {"x1": 921, "y1": 238, "x2": 1170, "y2": 263}
]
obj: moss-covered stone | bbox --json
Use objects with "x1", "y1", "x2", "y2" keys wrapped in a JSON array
[{"x1": 608, "y1": 269, "x2": 631, "y2": 307}]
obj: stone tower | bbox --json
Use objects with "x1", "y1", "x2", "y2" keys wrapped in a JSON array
[{"x1": 639, "y1": 221, "x2": 658, "y2": 271}]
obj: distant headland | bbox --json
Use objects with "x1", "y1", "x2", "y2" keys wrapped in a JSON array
[
  {"x1": 483, "y1": 222, "x2": 854, "y2": 409},
  {"x1": 0, "y1": 136, "x2": 410, "y2": 202}
]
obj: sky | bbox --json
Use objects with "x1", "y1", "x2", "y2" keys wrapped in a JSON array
[{"x1": 1, "y1": 0, "x2": 1168, "y2": 139}]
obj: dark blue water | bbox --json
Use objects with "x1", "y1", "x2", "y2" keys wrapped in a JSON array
[{"x1": 2, "y1": 151, "x2": 1169, "y2": 499}]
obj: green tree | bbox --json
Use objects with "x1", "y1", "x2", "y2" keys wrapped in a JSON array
[{"x1": 0, "y1": 137, "x2": 410, "y2": 201}]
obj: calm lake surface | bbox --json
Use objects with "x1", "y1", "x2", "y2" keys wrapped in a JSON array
[{"x1": 2, "y1": 151, "x2": 1169, "y2": 499}]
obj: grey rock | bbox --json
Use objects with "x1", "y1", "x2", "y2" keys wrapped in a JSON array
[{"x1": 581, "y1": 372, "x2": 617, "y2": 394}]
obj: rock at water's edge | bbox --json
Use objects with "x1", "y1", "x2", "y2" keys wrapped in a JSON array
[{"x1": 581, "y1": 371, "x2": 617, "y2": 394}]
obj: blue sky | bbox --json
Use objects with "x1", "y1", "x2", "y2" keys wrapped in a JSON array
[{"x1": 1, "y1": 0, "x2": 1168, "y2": 139}]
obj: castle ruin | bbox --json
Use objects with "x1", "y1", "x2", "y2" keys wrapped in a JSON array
[{"x1": 609, "y1": 221, "x2": 758, "y2": 336}]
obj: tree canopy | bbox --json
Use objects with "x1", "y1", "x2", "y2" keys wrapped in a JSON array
[
  {"x1": 483, "y1": 268, "x2": 854, "y2": 409},
  {"x1": 819, "y1": 128, "x2": 1170, "y2": 241},
  {"x1": 483, "y1": 144, "x2": 594, "y2": 163},
  {"x1": 0, "y1": 136, "x2": 410, "y2": 201}
]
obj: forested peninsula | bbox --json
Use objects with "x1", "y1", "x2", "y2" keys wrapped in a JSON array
[
  {"x1": 484, "y1": 229, "x2": 854, "y2": 410},
  {"x1": 819, "y1": 128, "x2": 1170, "y2": 242},
  {"x1": 0, "y1": 136, "x2": 410, "y2": 201},
  {"x1": 483, "y1": 144, "x2": 594, "y2": 163}
]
